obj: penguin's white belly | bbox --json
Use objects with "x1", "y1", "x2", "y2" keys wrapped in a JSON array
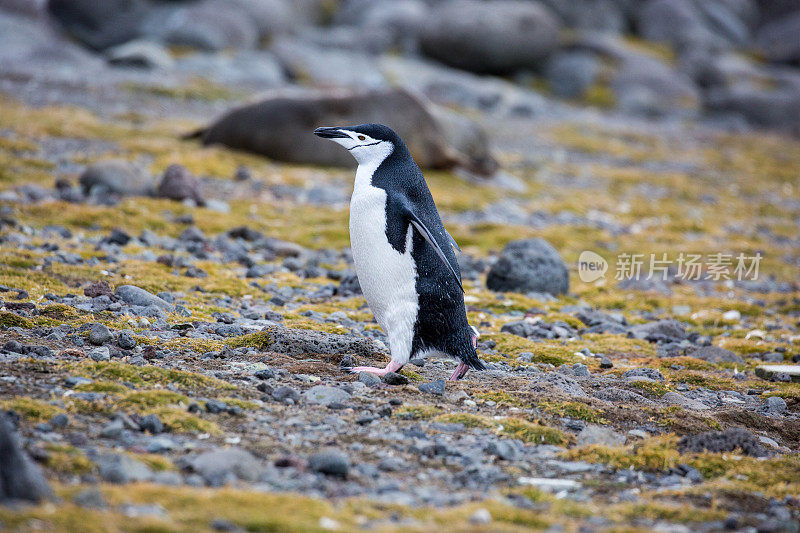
[{"x1": 349, "y1": 182, "x2": 418, "y2": 364}]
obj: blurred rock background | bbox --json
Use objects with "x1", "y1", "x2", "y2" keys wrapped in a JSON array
[{"x1": 1, "y1": 0, "x2": 798, "y2": 138}]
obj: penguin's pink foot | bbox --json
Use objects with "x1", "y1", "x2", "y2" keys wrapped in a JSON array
[
  {"x1": 349, "y1": 360, "x2": 403, "y2": 377},
  {"x1": 449, "y1": 362, "x2": 469, "y2": 381}
]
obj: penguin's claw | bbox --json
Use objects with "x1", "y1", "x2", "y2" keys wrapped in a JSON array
[
  {"x1": 349, "y1": 361, "x2": 404, "y2": 377},
  {"x1": 349, "y1": 366, "x2": 391, "y2": 376},
  {"x1": 448, "y1": 362, "x2": 469, "y2": 381}
]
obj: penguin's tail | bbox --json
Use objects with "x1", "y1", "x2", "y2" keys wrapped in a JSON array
[{"x1": 463, "y1": 325, "x2": 486, "y2": 371}]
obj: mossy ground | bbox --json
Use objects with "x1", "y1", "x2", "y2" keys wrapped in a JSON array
[{"x1": 0, "y1": 69, "x2": 798, "y2": 531}]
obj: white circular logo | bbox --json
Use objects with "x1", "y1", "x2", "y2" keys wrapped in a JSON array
[{"x1": 578, "y1": 251, "x2": 608, "y2": 283}]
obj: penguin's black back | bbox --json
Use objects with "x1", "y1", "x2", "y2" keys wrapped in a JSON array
[{"x1": 356, "y1": 124, "x2": 485, "y2": 370}]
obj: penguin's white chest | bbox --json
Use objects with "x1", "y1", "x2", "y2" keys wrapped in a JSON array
[{"x1": 349, "y1": 163, "x2": 419, "y2": 363}]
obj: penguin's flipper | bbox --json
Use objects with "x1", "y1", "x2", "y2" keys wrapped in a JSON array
[
  {"x1": 407, "y1": 214, "x2": 463, "y2": 292},
  {"x1": 445, "y1": 229, "x2": 462, "y2": 253}
]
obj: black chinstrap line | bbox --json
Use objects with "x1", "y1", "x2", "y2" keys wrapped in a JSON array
[{"x1": 347, "y1": 140, "x2": 382, "y2": 151}]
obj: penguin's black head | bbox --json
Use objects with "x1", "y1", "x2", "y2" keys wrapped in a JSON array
[{"x1": 314, "y1": 123, "x2": 402, "y2": 165}]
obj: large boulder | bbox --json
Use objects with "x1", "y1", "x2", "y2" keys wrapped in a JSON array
[
  {"x1": 705, "y1": 85, "x2": 800, "y2": 134},
  {"x1": 755, "y1": 11, "x2": 800, "y2": 64},
  {"x1": 545, "y1": 51, "x2": 601, "y2": 98},
  {"x1": 539, "y1": 0, "x2": 627, "y2": 33},
  {"x1": 333, "y1": 0, "x2": 427, "y2": 52},
  {"x1": 486, "y1": 238, "x2": 569, "y2": 296},
  {"x1": 0, "y1": 413, "x2": 52, "y2": 502},
  {"x1": 79, "y1": 160, "x2": 154, "y2": 196},
  {"x1": 47, "y1": 0, "x2": 147, "y2": 50},
  {"x1": 140, "y1": 0, "x2": 259, "y2": 51},
  {"x1": 418, "y1": 0, "x2": 560, "y2": 74},
  {"x1": 191, "y1": 87, "x2": 498, "y2": 175},
  {"x1": 611, "y1": 56, "x2": 700, "y2": 116},
  {"x1": 636, "y1": 0, "x2": 732, "y2": 49}
]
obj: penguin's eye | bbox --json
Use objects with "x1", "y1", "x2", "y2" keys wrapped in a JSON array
[{"x1": 358, "y1": 135, "x2": 366, "y2": 141}]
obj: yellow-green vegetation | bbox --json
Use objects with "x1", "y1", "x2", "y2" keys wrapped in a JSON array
[
  {"x1": 536, "y1": 401, "x2": 607, "y2": 423},
  {"x1": 498, "y1": 417, "x2": 570, "y2": 445},
  {"x1": 433, "y1": 412, "x2": 495, "y2": 429},
  {"x1": 566, "y1": 435, "x2": 680, "y2": 472},
  {"x1": 394, "y1": 405, "x2": 443, "y2": 420},
  {"x1": 1, "y1": 397, "x2": 63, "y2": 422},
  {"x1": 41, "y1": 444, "x2": 94, "y2": 476},
  {"x1": 73, "y1": 361, "x2": 233, "y2": 390},
  {"x1": 476, "y1": 390, "x2": 527, "y2": 407},
  {"x1": 566, "y1": 435, "x2": 800, "y2": 498},
  {"x1": 0, "y1": 310, "x2": 34, "y2": 328}
]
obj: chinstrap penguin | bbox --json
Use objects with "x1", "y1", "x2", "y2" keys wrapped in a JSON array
[{"x1": 314, "y1": 124, "x2": 486, "y2": 380}]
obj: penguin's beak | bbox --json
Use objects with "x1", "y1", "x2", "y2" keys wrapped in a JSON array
[{"x1": 314, "y1": 127, "x2": 349, "y2": 139}]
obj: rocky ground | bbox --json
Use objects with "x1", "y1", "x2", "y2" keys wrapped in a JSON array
[{"x1": 1, "y1": 2, "x2": 800, "y2": 532}]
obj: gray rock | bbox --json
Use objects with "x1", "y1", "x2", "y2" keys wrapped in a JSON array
[
  {"x1": 628, "y1": 319, "x2": 687, "y2": 343},
  {"x1": 636, "y1": 0, "x2": 727, "y2": 49},
  {"x1": 79, "y1": 160, "x2": 153, "y2": 196},
  {"x1": 678, "y1": 429, "x2": 769, "y2": 457},
  {"x1": 118, "y1": 332, "x2": 136, "y2": 350},
  {"x1": 272, "y1": 38, "x2": 386, "y2": 89},
  {"x1": 611, "y1": 56, "x2": 700, "y2": 117},
  {"x1": 543, "y1": 372, "x2": 587, "y2": 397},
  {"x1": 622, "y1": 368, "x2": 665, "y2": 381},
  {"x1": 485, "y1": 439, "x2": 519, "y2": 461},
  {"x1": 308, "y1": 449, "x2": 350, "y2": 477},
  {"x1": 89, "y1": 323, "x2": 112, "y2": 345},
  {"x1": 96, "y1": 453, "x2": 153, "y2": 484},
  {"x1": 0, "y1": 413, "x2": 52, "y2": 502},
  {"x1": 540, "y1": 0, "x2": 626, "y2": 32},
  {"x1": 156, "y1": 164, "x2": 205, "y2": 205},
  {"x1": 303, "y1": 385, "x2": 351, "y2": 406},
  {"x1": 139, "y1": 414, "x2": 163, "y2": 434},
  {"x1": 576, "y1": 425, "x2": 626, "y2": 447},
  {"x1": 106, "y1": 39, "x2": 174, "y2": 69},
  {"x1": 272, "y1": 385, "x2": 300, "y2": 403},
  {"x1": 377, "y1": 456, "x2": 408, "y2": 472},
  {"x1": 755, "y1": 364, "x2": 800, "y2": 382},
  {"x1": 382, "y1": 372, "x2": 409, "y2": 386},
  {"x1": 47, "y1": 0, "x2": 147, "y2": 51},
  {"x1": 418, "y1": 0, "x2": 560, "y2": 74},
  {"x1": 419, "y1": 379, "x2": 446, "y2": 395},
  {"x1": 257, "y1": 324, "x2": 381, "y2": 358},
  {"x1": 358, "y1": 372, "x2": 382, "y2": 387},
  {"x1": 705, "y1": 85, "x2": 800, "y2": 135},
  {"x1": 764, "y1": 396, "x2": 787, "y2": 415},
  {"x1": 662, "y1": 391, "x2": 711, "y2": 410},
  {"x1": 186, "y1": 448, "x2": 263, "y2": 485},
  {"x1": 89, "y1": 347, "x2": 110, "y2": 362},
  {"x1": 487, "y1": 238, "x2": 569, "y2": 295},
  {"x1": 115, "y1": 285, "x2": 173, "y2": 311},
  {"x1": 762, "y1": 352, "x2": 785, "y2": 363},
  {"x1": 193, "y1": 87, "x2": 498, "y2": 176},
  {"x1": 755, "y1": 10, "x2": 800, "y2": 64},
  {"x1": 141, "y1": 0, "x2": 258, "y2": 51},
  {"x1": 688, "y1": 345, "x2": 743, "y2": 364},
  {"x1": 545, "y1": 51, "x2": 600, "y2": 98}
]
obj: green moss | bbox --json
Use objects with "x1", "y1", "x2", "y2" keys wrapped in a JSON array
[
  {"x1": 498, "y1": 417, "x2": 570, "y2": 445},
  {"x1": 565, "y1": 436, "x2": 680, "y2": 472},
  {"x1": 0, "y1": 311, "x2": 34, "y2": 328},
  {"x1": 627, "y1": 380, "x2": 672, "y2": 397},
  {"x1": 488, "y1": 333, "x2": 572, "y2": 365},
  {"x1": 42, "y1": 444, "x2": 94, "y2": 475},
  {"x1": 476, "y1": 390, "x2": 526, "y2": 407},
  {"x1": 75, "y1": 361, "x2": 233, "y2": 390},
  {"x1": 38, "y1": 304, "x2": 82, "y2": 320},
  {"x1": 154, "y1": 408, "x2": 219, "y2": 434},
  {"x1": 433, "y1": 413, "x2": 495, "y2": 428},
  {"x1": 227, "y1": 331, "x2": 273, "y2": 350},
  {"x1": 537, "y1": 401, "x2": 607, "y2": 423},
  {"x1": 394, "y1": 405, "x2": 443, "y2": 420},
  {"x1": 1, "y1": 397, "x2": 63, "y2": 422},
  {"x1": 73, "y1": 381, "x2": 129, "y2": 394},
  {"x1": 117, "y1": 390, "x2": 190, "y2": 409}
]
